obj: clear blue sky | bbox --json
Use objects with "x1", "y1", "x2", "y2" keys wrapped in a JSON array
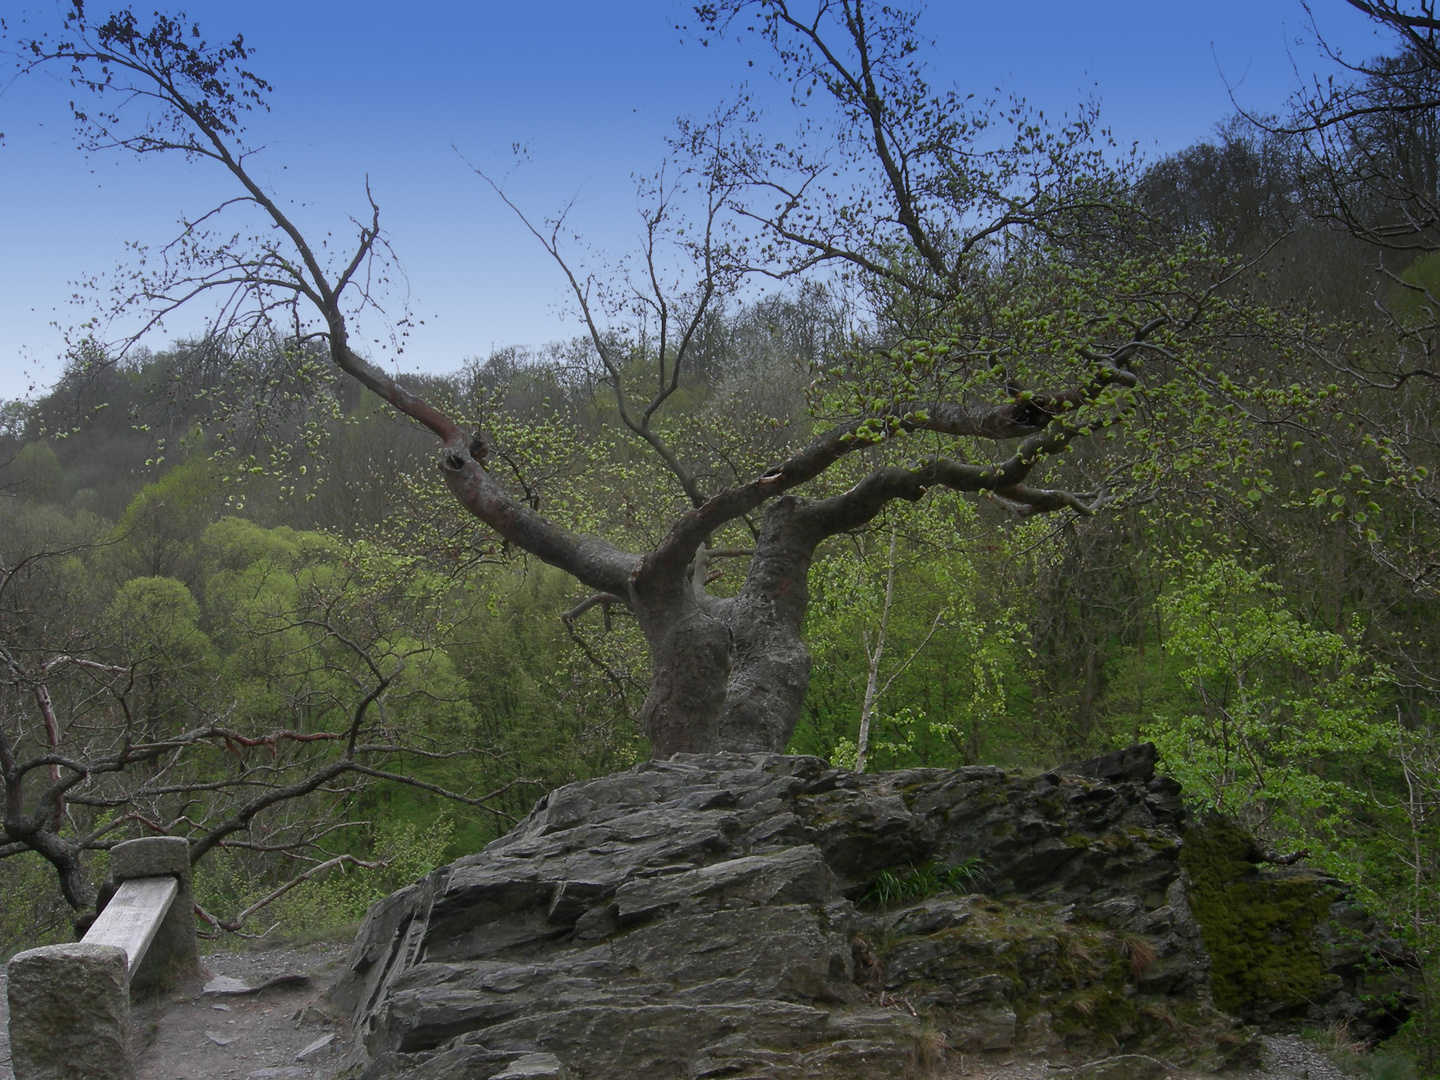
[{"x1": 0, "y1": 1, "x2": 1394, "y2": 401}]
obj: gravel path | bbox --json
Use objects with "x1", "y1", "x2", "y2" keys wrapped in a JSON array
[{"x1": 1248, "y1": 1034, "x2": 1360, "y2": 1080}]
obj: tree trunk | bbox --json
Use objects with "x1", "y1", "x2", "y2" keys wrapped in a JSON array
[
  {"x1": 716, "y1": 498, "x2": 816, "y2": 754},
  {"x1": 26, "y1": 830, "x2": 94, "y2": 923},
  {"x1": 633, "y1": 492, "x2": 920, "y2": 758},
  {"x1": 716, "y1": 603, "x2": 812, "y2": 753},
  {"x1": 628, "y1": 497, "x2": 820, "y2": 758},
  {"x1": 633, "y1": 581, "x2": 733, "y2": 758}
]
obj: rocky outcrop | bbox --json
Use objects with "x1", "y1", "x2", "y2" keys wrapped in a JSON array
[{"x1": 331, "y1": 748, "x2": 1411, "y2": 1080}]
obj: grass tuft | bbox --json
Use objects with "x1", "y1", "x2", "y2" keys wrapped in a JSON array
[{"x1": 858, "y1": 857, "x2": 988, "y2": 910}]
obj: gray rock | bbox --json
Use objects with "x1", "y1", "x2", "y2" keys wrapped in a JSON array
[
  {"x1": 599, "y1": 905, "x2": 855, "y2": 1003},
  {"x1": 612, "y1": 845, "x2": 834, "y2": 921},
  {"x1": 1058, "y1": 743, "x2": 1159, "y2": 784},
  {"x1": 1056, "y1": 1055, "x2": 1173, "y2": 1080},
  {"x1": 203, "y1": 975, "x2": 253, "y2": 995},
  {"x1": 330, "y1": 749, "x2": 1409, "y2": 1080},
  {"x1": 492, "y1": 1054, "x2": 569, "y2": 1079},
  {"x1": 358, "y1": 1046, "x2": 569, "y2": 1080},
  {"x1": 296, "y1": 1033, "x2": 335, "y2": 1060}
]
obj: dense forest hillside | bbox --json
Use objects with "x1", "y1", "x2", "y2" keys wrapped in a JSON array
[{"x1": 2, "y1": 0, "x2": 1440, "y2": 1072}]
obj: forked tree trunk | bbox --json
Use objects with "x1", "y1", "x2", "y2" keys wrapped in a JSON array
[
  {"x1": 639, "y1": 597, "x2": 813, "y2": 758},
  {"x1": 431, "y1": 315, "x2": 1157, "y2": 761},
  {"x1": 715, "y1": 606, "x2": 813, "y2": 753},
  {"x1": 634, "y1": 593, "x2": 733, "y2": 757},
  {"x1": 635, "y1": 497, "x2": 821, "y2": 757}
]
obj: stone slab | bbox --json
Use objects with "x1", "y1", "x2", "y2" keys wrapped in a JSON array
[
  {"x1": 83, "y1": 877, "x2": 177, "y2": 975},
  {"x1": 109, "y1": 837, "x2": 189, "y2": 881}
]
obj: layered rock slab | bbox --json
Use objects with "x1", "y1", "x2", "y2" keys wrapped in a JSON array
[{"x1": 334, "y1": 749, "x2": 1404, "y2": 1079}]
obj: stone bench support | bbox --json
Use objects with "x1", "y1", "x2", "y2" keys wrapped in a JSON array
[
  {"x1": 5, "y1": 837, "x2": 199, "y2": 1080},
  {"x1": 106, "y1": 835, "x2": 198, "y2": 989}
]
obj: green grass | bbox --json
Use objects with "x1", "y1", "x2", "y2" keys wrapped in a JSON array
[{"x1": 857, "y1": 857, "x2": 988, "y2": 910}]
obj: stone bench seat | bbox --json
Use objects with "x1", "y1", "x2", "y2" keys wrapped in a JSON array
[
  {"x1": 5, "y1": 837, "x2": 198, "y2": 1080},
  {"x1": 82, "y1": 876, "x2": 179, "y2": 976}
]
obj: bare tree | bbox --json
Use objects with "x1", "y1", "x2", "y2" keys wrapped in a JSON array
[
  {"x1": 1278, "y1": 2, "x2": 1440, "y2": 249},
  {"x1": 12, "y1": 1, "x2": 1240, "y2": 758},
  {"x1": 1343, "y1": 2, "x2": 1440, "y2": 72},
  {"x1": 0, "y1": 528, "x2": 528, "y2": 931}
]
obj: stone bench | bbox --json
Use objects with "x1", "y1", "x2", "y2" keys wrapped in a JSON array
[{"x1": 5, "y1": 837, "x2": 199, "y2": 1080}]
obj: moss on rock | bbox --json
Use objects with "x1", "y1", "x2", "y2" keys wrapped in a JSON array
[
  {"x1": 1180, "y1": 816, "x2": 1336, "y2": 1021},
  {"x1": 873, "y1": 894, "x2": 1239, "y2": 1061}
]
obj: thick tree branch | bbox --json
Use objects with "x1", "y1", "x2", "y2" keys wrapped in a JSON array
[{"x1": 645, "y1": 317, "x2": 1159, "y2": 576}]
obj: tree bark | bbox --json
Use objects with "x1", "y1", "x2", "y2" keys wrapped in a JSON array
[
  {"x1": 631, "y1": 559, "x2": 733, "y2": 758},
  {"x1": 716, "y1": 498, "x2": 816, "y2": 753},
  {"x1": 629, "y1": 496, "x2": 825, "y2": 758}
]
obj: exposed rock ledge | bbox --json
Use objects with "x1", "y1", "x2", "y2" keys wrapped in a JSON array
[{"x1": 331, "y1": 748, "x2": 1414, "y2": 1080}]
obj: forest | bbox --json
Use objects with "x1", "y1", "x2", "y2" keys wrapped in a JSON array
[{"x1": 2, "y1": 0, "x2": 1440, "y2": 1071}]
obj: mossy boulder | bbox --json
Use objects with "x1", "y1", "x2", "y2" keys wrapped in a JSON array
[
  {"x1": 867, "y1": 894, "x2": 1249, "y2": 1068},
  {"x1": 1181, "y1": 815, "x2": 1415, "y2": 1039}
]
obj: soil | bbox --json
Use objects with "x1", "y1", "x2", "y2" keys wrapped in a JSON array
[{"x1": 129, "y1": 939, "x2": 352, "y2": 1080}]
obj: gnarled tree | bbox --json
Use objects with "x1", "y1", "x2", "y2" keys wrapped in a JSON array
[{"x1": 15, "y1": 1, "x2": 1240, "y2": 757}]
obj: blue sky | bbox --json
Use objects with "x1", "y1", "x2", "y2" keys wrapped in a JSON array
[{"x1": 0, "y1": 1, "x2": 1395, "y2": 401}]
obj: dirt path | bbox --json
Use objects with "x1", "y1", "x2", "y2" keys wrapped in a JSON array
[
  {"x1": 1, "y1": 940, "x2": 350, "y2": 1080},
  {"x1": 130, "y1": 941, "x2": 351, "y2": 1080}
]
